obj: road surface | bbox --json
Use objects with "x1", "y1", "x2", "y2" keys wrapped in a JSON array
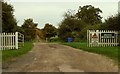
[{"x1": 2, "y1": 43, "x2": 118, "y2": 72}]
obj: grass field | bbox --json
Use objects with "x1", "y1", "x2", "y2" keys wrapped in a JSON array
[
  {"x1": 2, "y1": 42, "x2": 33, "y2": 62},
  {"x1": 63, "y1": 42, "x2": 119, "y2": 65}
]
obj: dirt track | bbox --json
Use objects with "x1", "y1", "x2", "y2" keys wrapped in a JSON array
[{"x1": 2, "y1": 43, "x2": 118, "y2": 72}]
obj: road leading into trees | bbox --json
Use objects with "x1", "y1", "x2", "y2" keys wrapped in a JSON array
[{"x1": 2, "y1": 43, "x2": 118, "y2": 72}]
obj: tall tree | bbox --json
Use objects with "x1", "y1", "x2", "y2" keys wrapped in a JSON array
[
  {"x1": 21, "y1": 18, "x2": 38, "y2": 41},
  {"x1": 101, "y1": 14, "x2": 120, "y2": 31},
  {"x1": 43, "y1": 23, "x2": 57, "y2": 40},
  {"x1": 76, "y1": 5, "x2": 102, "y2": 25},
  {"x1": 62, "y1": 10, "x2": 84, "y2": 32},
  {"x1": 2, "y1": 2, "x2": 17, "y2": 32},
  {"x1": 58, "y1": 5, "x2": 103, "y2": 41},
  {"x1": 58, "y1": 10, "x2": 86, "y2": 41}
]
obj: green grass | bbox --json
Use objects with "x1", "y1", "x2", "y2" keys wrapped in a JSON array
[
  {"x1": 63, "y1": 42, "x2": 119, "y2": 65},
  {"x1": 2, "y1": 42, "x2": 33, "y2": 62}
]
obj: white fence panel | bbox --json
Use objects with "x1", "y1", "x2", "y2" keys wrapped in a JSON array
[
  {"x1": 0, "y1": 32, "x2": 24, "y2": 50},
  {"x1": 87, "y1": 30, "x2": 119, "y2": 47}
]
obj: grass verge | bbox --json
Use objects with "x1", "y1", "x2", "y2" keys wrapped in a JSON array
[
  {"x1": 2, "y1": 42, "x2": 33, "y2": 62},
  {"x1": 63, "y1": 42, "x2": 119, "y2": 65}
]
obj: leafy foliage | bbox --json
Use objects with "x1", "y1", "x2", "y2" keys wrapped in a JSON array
[
  {"x1": 43, "y1": 23, "x2": 57, "y2": 40},
  {"x1": 101, "y1": 14, "x2": 120, "y2": 31},
  {"x1": 79, "y1": 24, "x2": 101, "y2": 40},
  {"x1": 21, "y1": 18, "x2": 38, "y2": 41},
  {"x1": 76, "y1": 5, "x2": 102, "y2": 25},
  {"x1": 2, "y1": 2, "x2": 17, "y2": 32},
  {"x1": 2, "y1": 2, "x2": 119, "y2": 43},
  {"x1": 58, "y1": 5, "x2": 102, "y2": 41}
]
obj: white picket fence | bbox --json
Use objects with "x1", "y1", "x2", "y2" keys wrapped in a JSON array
[
  {"x1": 87, "y1": 30, "x2": 119, "y2": 47},
  {"x1": 0, "y1": 32, "x2": 24, "y2": 50}
]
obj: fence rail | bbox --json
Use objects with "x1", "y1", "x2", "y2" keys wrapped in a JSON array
[
  {"x1": 0, "y1": 32, "x2": 24, "y2": 50},
  {"x1": 87, "y1": 30, "x2": 119, "y2": 47}
]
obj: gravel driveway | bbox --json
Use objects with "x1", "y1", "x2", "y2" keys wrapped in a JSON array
[{"x1": 2, "y1": 43, "x2": 118, "y2": 72}]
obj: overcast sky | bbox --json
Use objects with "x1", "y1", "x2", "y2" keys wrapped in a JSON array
[{"x1": 6, "y1": 0, "x2": 119, "y2": 29}]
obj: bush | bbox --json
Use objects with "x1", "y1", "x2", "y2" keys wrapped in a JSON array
[
  {"x1": 24, "y1": 35, "x2": 32, "y2": 41},
  {"x1": 49, "y1": 36, "x2": 63, "y2": 42},
  {"x1": 73, "y1": 37, "x2": 86, "y2": 42},
  {"x1": 79, "y1": 24, "x2": 101, "y2": 40}
]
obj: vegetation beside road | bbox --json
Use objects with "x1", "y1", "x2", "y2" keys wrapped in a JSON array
[
  {"x1": 2, "y1": 1, "x2": 120, "y2": 67},
  {"x1": 63, "y1": 42, "x2": 119, "y2": 65},
  {"x1": 2, "y1": 42, "x2": 33, "y2": 62}
]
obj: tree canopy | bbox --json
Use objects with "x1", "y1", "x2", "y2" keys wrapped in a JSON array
[
  {"x1": 2, "y1": 2, "x2": 119, "y2": 42},
  {"x1": 43, "y1": 23, "x2": 57, "y2": 40},
  {"x1": 76, "y1": 5, "x2": 102, "y2": 25},
  {"x1": 58, "y1": 5, "x2": 103, "y2": 41},
  {"x1": 101, "y1": 14, "x2": 120, "y2": 31},
  {"x1": 2, "y1": 2, "x2": 17, "y2": 32},
  {"x1": 21, "y1": 18, "x2": 38, "y2": 41}
]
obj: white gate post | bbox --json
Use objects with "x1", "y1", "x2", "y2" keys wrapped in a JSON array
[
  {"x1": 96, "y1": 30, "x2": 99, "y2": 46},
  {"x1": 116, "y1": 31, "x2": 118, "y2": 46},
  {"x1": 15, "y1": 32, "x2": 18, "y2": 49},
  {"x1": 23, "y1": 35, "x2": 24, "y2": 46},
  {"x1": 0, "y1": 33, "x2": 1, "y2": 50},
  {"x1": 87, "y1": 30, "x2": 89, "y2": 47}
]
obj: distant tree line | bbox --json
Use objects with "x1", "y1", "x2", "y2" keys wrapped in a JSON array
[
  {"x1": 58, "y1": 5, "x2": 120, "y2": 42},
  {"x1": 2, "y1": 2, "x2": 120, "y2": 42},
  {"x1": 2, "y1": 2, "x2": 42, "y2": 41},
  {"x1": 2, "y1": 2, "x2": 57, "y2": 41}
]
